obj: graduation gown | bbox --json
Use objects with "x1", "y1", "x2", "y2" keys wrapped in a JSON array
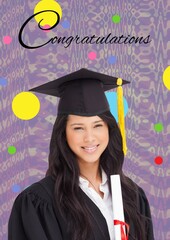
[{"x1": 8, "y1": 176, "x2": 154, "y2": 240}]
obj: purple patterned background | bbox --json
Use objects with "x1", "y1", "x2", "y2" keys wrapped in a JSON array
[{"x1": 0, "y1": 0, "x2": 170, "y2": 239}]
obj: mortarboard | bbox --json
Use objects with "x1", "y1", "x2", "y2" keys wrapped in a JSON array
[{"x1": 29, "y1": 68, "x2": 129, "y2": 154}]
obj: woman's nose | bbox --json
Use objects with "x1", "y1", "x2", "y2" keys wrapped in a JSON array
[{"x1": 83, "y1": 130, "x2": 95, "y2": 143}]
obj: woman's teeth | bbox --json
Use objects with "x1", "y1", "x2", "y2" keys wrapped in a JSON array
[{"x1": 82, "y1": 145, "x2": 98, "y2": 153}]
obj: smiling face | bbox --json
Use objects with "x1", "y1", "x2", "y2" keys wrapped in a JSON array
[{"x1": 66, "y1": 115, "x2": 109, "y2": 165}]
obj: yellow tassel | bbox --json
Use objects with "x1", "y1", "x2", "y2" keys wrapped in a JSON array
[{"x1": 117, "y1": 78, "x2": 127, "y2": 155}]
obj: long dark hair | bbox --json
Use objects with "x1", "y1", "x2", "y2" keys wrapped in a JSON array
[{"x1": 46, "y1": 111, "x2": 147, "y2": 240}]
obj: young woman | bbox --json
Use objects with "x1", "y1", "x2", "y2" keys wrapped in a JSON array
[{"x1": 8, "y1": 69, "x2": 154, "y2": 240}]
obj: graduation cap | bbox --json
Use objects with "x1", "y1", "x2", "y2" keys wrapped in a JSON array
[{"x1": 29, "y1": 68, "x2": 129, "y2": 154}]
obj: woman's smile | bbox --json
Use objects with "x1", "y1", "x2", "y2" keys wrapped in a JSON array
[{"x1": 81, "y1": 144, "x2": 100, "y2": 153}]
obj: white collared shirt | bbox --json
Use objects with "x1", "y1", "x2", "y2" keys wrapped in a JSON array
[{"x1": 79, "y1": 169, "x2": 114, "y2": 240}]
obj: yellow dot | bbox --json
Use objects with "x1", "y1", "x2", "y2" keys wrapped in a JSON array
[
  {"x1": 12, "y1": 92, "x2": 40, "y2": 120},
  {"x1": 34, "y1": 0, "x2": 62, "y2": 27},
  {"x1": 163, "y1": 66, "x2": 170, "y2": 90}
]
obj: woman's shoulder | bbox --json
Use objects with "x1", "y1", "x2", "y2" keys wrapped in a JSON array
[
  {"x1": 128, "y1": 178, "x2": 152, "y2": 216},
  {"x1": 125, "y1": 176, "x2": 148, "y2": 197},
  {"x1": 124, "y1": 176, "x2": 151, "y2": 209},
  {"x1": 132, "y1": 181, "x2": 149, "y2": 204},
  {"x1": 8, "y1": 176, "x2": 66, "y2": 240},
  {"x1": 13, "y1": 175, "x2": 55, "y2": 208}
]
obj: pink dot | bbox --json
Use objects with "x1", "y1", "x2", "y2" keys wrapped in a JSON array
[
  {"x1": 3, "y1": 36, "x2": 12, "y2": 45},
  {"x1": 42, "y1": 25, "x2": 51, "y2": 32},
  {"x1": 154, "y1": 156, "x2": 163, "y2": 165},
  {"x1": 88, "y1": 51, "x2": 97, "y2": 60}
]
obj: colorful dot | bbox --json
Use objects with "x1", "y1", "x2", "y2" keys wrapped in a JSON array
[
  {"x1": 3, "y1": 36, "x2": 12, "y2": 44},
  {"x1": 8, "y1": 146, "x2": 17, "y2": 155},
  {"x1": 42, "y1": 24, "x2": 51, "y2": 32},
  {"x1": 112, "y1": 14, "x2": 121, "y2": 23},
  {"x1": 108, "y1": 55, "x2": 117, "y2": 64},
  {"x1": 61, "y1": 20, "x2": 70, "y2": 29},
  {"x1": 12, "y1": 92, "x2": 40, "y2": 120},
  {"x1": 12, "y1": 184, "x2": 21, "y2": 193},
  {"x1": 105, "y1": 92, "x2": 128, "y2": 122},
  {"x1": 34, "y1": 0, "x2": 62, "y2": 27},
  {"x1": 163, "y1": 66, "x2": 170, "y2": 90},
  {"x1": 0, "y1": 77, "x2": 7, "y2": 86},
  {"x1": 154, "y1": 156, "x2": 163, "y2": 165},
  {"x1": 154, "y1": 123, "x2": 164, "y2": 132},
  {"x1": 88, "y1": 51, "x2": 97, "y2": 60}
]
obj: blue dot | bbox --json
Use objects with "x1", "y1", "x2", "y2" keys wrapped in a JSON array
[
  {"x1": 108, "y1": 56, "x2": 117, "y2": 64},
  {"x1": 61, "y1": 20, "x2": 70, "y2": 29},
  {"x1": 105, "y1": 92, "x2": 128, "y2": 122},
  {"x1": 0, "y1": 77, "x2": 7, "y2": 86},
  {"x1": 12, "y1": 184, "x2": 21, "y2": 193}
]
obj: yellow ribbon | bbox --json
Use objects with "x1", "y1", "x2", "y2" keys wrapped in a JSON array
[{"x1": 117, "y1": 78, "x2": 127, "y2": 155}]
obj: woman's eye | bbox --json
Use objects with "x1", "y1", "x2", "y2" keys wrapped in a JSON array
[
  {"x1": 74, "y1": 127, "x2": 83, "y2": 131},
  {"x1": 94, "y1": 124, "x2": 103, "y2": 128}
]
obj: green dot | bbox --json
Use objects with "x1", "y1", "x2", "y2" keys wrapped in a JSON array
[
  {"x1": 154, "y1": 123, "x2": 164, "y2": 132},
  {"x1": 8, "y1": 146, "x2": 17, "y2": 155},
  {"x1": 112, "y1": 14, "x2": 121, "y2": 23}
]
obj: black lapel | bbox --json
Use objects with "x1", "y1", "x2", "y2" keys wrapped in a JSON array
[
  {"x1": 80, "y1": 188, "x2": 110, "y2": 240},
  {"x1": 40, "y1": 177, "x2": 110, "y2": 240}
]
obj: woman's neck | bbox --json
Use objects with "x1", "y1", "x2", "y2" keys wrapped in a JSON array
[
  {"x1": 79, "y1": 161, "x2": 104, "y2": 198},
  {"x1": 79, "y1": 161, "x2": 102, "y2": 183}
]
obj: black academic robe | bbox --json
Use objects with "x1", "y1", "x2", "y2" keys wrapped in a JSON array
[{"x1": 8, "y1": 176, "x2": 154, "y2": 240}]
